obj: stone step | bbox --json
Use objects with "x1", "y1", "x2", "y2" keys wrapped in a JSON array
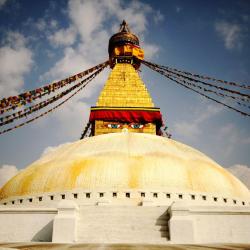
[
  {"x1": 77, "y1": 232, "x2": 169, "y2": 242},
  {"x1": 78, "y1": 225, "x2": 168, "y2": 233},
  {"x1": 77, "y1": 207, "x2": 170, "y2": 243},
  {"x1": 79, "y1": 207, "x2": 169, "y2": 213},
  {"x1": 78, "y1": 212, "x2": 169, "y2": 219},
  {"x1": 78, "y1": 216, "x2": 168, "y2": 221}
]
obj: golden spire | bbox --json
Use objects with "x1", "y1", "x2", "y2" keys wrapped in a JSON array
[
  {"x1": 119, "y1": 20, "x2": 130, "y2": 32},
  {"x1": 96, "y1": 64, "x2": 154, "y2": 107},
  {"x1": 89, "y1": 21, "x2": 163, "y2": 136}
]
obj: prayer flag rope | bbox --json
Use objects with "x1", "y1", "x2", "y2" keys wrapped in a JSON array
[
  {"x1": 0, "y1": 65, "x2": 107, "y2": 135},
  {"x1": 80, "y1": 122, "x2": 91, "y2": 140},
  {"x1": 143, "y1": 61, "x2": 250, "y2": 117},
  {"x1": 0, "y1": 60, "x2": 109, "y2": 112},
  {"x1": 142, "y1": 60, "x2": 250, "y2": 101},
  {"x1": 152, "y1": 68, "x2": 250, "y2": 110},
  {"x1": 0, "y1": 68, "x2": 104, "y2": 127},
  {"x1": 144, "y1": 60, "x2": 250, "y2": 90}
]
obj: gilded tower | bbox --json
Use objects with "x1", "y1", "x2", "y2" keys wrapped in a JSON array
[{"x1": 89, "y1": 21, "x2": 163, "y2": 136}]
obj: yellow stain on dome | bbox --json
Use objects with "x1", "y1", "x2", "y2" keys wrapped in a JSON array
[{"x1": 0, "y1": 132, "x2": 249, "y2": 201}]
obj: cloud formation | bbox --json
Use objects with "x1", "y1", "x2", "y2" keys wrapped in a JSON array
[
  {"x1": 227, "y1": 164, "x2": 250, "y2": 189},
  {"x1": 45, "y1": 0, "x2": 161, "y2": 80},
  {"x1": 215, "y1": 21, "x2": 243, "y2": 50},
  {"x1": 48, "y1": 27, "x2": 77, "y2": 47},
  {"x1": 216, "y1": 123, "x2": 250, "y2": 158},
  {"x1": 0, "y1": 32, "x2": 33, "y2": 98},
  {"x1": 39, "y1": 0, "x2": 163, "y2": 138},
  {"x1": 173, "y1": 101, "x2": 222, "y2": 139},
  {"x1": 0, "y1": 0, "x2": 7, "y2": 9},
  {"x1": 0, "y1": 165, "x2": 18, "y2": 188}
]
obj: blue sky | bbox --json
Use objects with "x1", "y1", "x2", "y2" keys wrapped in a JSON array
[{"x1": 0, "y1": 0, "x2": 250, "y2": 186}]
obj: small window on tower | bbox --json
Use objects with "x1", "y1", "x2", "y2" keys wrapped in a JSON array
[
  {"x1": 99, "y1": 193, "x2": 104, "y2": 197},
  {"x1": 141, "y1": 192, "x2": 145, "y2": 197},
  {"x1": 153, "y1": 193, "x2": 158, "y2": 198},
  {"x1": 202, "y1": 195, "x2": 206, "y2": 201},
  {"x1": 191, "y1": 195, "x2": 195, "y2": 200},
  {"x1": 20, "y1": 199, "x2": 23, "y2": 203},
  {"x1": 50, "y1": 195, "x2": 54, "y2": 200},
  {"x1": 12, "y1": 201, "x2": 15, "y2": 204},
  {"x1": 126, "y1": 193, "x2": 130, "y2": 198},
  {"x1": 86, "y1": 193, "x2": 91, "y2": 198},
  {"x1": 73, "y1": 193, "x2": 78, "y2": 199},
  {"x1": 39, "y1": 197, "x2": 42, "y2": 202},
  {"x1": 113, "y1": 192, "x2": 117, "y2": 197},
  {"x1": 61, "y1": 194, "x2": 65, "y2": 199},
  {"x1": 214, "y1": 197, "x2": 218, "y2": 202},
  {"x1": 29, "y1": 198, "x2": 32, "y2": 202},
  {"x1": 178, "y1": 194, "x2": 183, "y2": 199},
  {"x1": 166, "y1": 193, "x2": 171, "y2": 198}
]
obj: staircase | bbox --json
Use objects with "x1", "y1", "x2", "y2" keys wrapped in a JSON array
[{"x1": 77, "y1": 206, "x2": 169, "y2": 244}]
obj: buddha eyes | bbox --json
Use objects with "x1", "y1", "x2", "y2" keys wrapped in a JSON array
[
  {"x1": 130, "y1": 124, "x2": 144, "y2": 129},
  {"x1": 107, "y1": 124, "x2": 121, "y2": 129},
  {"x1": 107, "y1": 123, "x2": 144, "y2": 129}
]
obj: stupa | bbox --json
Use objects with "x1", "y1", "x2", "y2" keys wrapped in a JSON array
[{"x1": 0, "y1": 21, "x2": 249, "y2": 245}]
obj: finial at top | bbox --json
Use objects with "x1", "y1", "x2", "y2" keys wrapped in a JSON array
[
  {"x1": 108, "y1": 20, "x2": 144, "y2": 69},
  {"x1": 119, "y1": 20, "x2": 130, "y2": 33}
]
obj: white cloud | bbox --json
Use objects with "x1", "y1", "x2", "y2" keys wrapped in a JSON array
[
  {"x1": 142, "y1": 43, "x2": 160, "y2": 60},
  {"x1": 44, "y1": 0, "x2": 161, "y2": 79},
  {"x1": 35, "y1": 18, "x2": 47, "y2": 31},
  {"x1": 39, "y1": 0, "x2": 163, "y2": 138},
  {"x1": 50, "y1": 19, "x2": 58, "y2": 29},
  {"x1": 154, "y1": 10, "x2": 164, "y2": 24},
  {"x1": 174, "y1": 101, "x2": 222, "y2": 139},
  {"x1": 49, "y1": 26, "x2": 77, "y2": 47},
  {"x1": 0, "y1": 32, "x2": 33, "y2": 98},
  {"x1": 227, "y1": 164, "x2": 250, "y2": 189},
  {"x1": 41, "y1": 142, "x2": 71, "y2": 157},
  {"x1": 215, "y1": 21, "x2": 243, "y2": 50},
  {"x1": 0, "y1": 0, "x2": 7, "y2": 9},
  {"x1": 68, "y1": 0, "x2": 107, "y2": 42},
  {"x1": 50, "y1": 98, "x2": 92, "y2": 138},
  {"x1": 0, "y1": 165, "x2": 18, "y2": 188},
  {"x1": 216, "y1": 123, "x2": 250, "y2": 157}
]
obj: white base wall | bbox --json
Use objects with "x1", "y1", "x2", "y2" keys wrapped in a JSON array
[
  {"x1": 169, "y1": 202, "x2": 250, "y2": 244},
  {"x1": 0, "y1": 207, "x2": 57, "y2": 242},
  {"x1": 1, "y1": 201, "x2": 250, "y2": 244}
]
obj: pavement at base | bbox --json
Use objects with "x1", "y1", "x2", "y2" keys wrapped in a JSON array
[{"x1": 0, "y1": 243, "x2": 250, "y2": 250}]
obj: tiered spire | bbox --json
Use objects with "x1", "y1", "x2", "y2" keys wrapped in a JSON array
[{"x1": 89, "y1": 21, "x2": 163, "y2": 136}]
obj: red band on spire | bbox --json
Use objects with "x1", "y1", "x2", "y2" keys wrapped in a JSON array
[{"x1": 89, "y1": 109, "x2": 163, "y2": 128}]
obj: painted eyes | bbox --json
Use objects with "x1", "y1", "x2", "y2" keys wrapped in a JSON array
[
  {"x1": 107, "y1": 124, "x2": 121, "y2": 129},
  {"x1": 130, "y1": 124, "x2": 144, "y2": 129},
  {"x1": 107, "y1": 123, "x2": 144, "y2": 129}
]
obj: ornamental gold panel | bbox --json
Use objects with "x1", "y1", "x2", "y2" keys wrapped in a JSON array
[{"x1": 96, "y1": 63, "x2": 154, "y2": 107}]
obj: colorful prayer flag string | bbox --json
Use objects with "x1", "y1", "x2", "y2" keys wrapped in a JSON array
[
  {"x1": 142, "y1": 60, "x2": 250, "y2": 117},
  {"x1": 0, "y1": 60, "x2": 109, "y2": 112},
  {"x1": 0, "y1": 65, "x2": 107, "y2": 135},
  {"x1": 0, "y1": 68, "x2": 105, "y2": 127}
]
